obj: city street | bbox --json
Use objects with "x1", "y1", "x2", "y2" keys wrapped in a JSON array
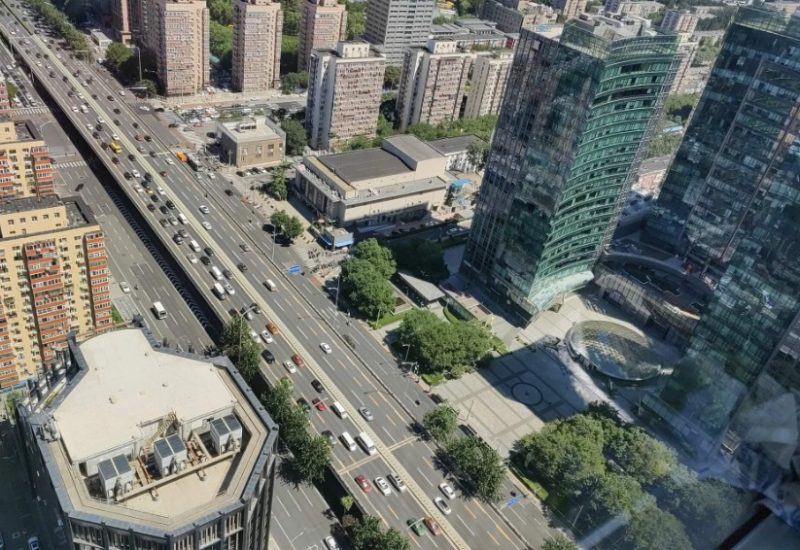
[{"x1": 0, "y1": 4, "x2": 558, "y2": 548}]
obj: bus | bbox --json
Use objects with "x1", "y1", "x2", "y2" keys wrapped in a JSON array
[
  {"x1": 356, "y1": 432, "x2": 376, "y2": 456},
  {"x1": 110, "y1": 142, "x2": 122, "y2": 154},
  {"x1": 152, "y1": 301, "x2": 167, "y2": 320}
]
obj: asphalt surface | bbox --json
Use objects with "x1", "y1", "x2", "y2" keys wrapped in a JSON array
[{"x1": 0, "y1": 4, "x2": 557, "y2": 549}]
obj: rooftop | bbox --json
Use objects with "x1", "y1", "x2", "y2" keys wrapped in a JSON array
[
  {"x1": 428, "y1": 135, "x2": 485, "y2": 155},
  {"x1": 0, "y1": 196, "x2": 97, "y2": 237},
  {"x1": 217, "y1": 116, "x2": 284, "y2": 143}
]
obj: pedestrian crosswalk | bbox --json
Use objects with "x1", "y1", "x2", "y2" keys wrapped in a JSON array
[
  {"x1": 54, "y1": 160, "x2": 87, "y2": 169},
  {"x1": 9, "y1": 106, "x2": 49, "y2": 115}
]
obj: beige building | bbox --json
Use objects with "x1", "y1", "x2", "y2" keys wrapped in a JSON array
[
  {"x1": 0, "y1": 119, "x2": 55, "y2": 199},
  {"x1": 298, "y1": 0, "x2": 347, "y2": 71},
  {"x1": 603, "y1": 0, "x2": 662, "y2": 18},
  {"x1": 463, "y1": 50, "x2": 513, "y2": 119},
  {"x1": 0, "y1": 196, "x2": 111, "y2": 388},
  {"x1": 0, "y1": 79, "x2": 11, "y2": 112},
  {"x1": 396, "y1": 40, "x2": 473, "y2": 131},
  {"x1": 660, "y1": 9, "x2": 699, "y2": 34},
  {"x1": 232, "y1": 0, "x2": 282, "y2": 92},
  {"x1": 150, "y1": 0, "x2": 209, "y2": 96},
  {"x1": 295, "y1": 135, "x2": 450, "y2": 227},
  {"x1": 306, "y1": 41, "x2": 385, "y2": 151},
  {"x1": 217, "y1": 117, "x2": 285, "y2": 168},
  {"x1": 111, "y1": 0, "x2": 133, "y2": 43},
  {"x1": 480, "y1": 0, "x2": 558, "y2": 34},
  {"x1": 551, "y1": 0, "x2": 587, "y2": 20}
]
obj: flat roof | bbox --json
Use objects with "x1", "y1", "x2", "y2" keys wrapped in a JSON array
[
  {"x1": 319, "y1": 148, "x2": 412, "y2": 183},
  {"x1": 218, "y1": 117, "x2": 284, "y2": 143},
  {"x1": 428, "y1": 135, "x2": 484, "y2": 155},
  {"x1": 54, "y1": 329, "x2": 235, "y2": 462},
  {"x1": 398, "y1": 271, "x2": 446, "y2": 302},
  {"x1": 385, "y1": 134, "x2": 442, "y2": 162}
]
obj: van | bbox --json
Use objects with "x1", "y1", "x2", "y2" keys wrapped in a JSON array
[
  {"x1": 80, "y1": 104, "x2": 87, "y2": 113},
  {"x1": 331, "y1": 401, "x2": 348, "y2": 419},
  {"x1": 264, "y1": 279, "x2": 277, "y2": 291},
  {"x1": 340, "y1": 431, "x2": 357, "y2": 452},
  {"x1": 210, "y1": 266, "x2": 223, "y2": 281},
  {"x1": 189, "y1": 240, "x2": 201, "y2": 252},
  {"x1": 356, "y1": 432, "x2": 377, "y2": 456},
  {"x1": 152, "y1": 301, "x2": 167, "y2": 319},
  {"x1": 212, "y1": 282, "x2": 226, "y2": 300},
  {"x1": 177, "y1": 213, "x2": 188, "y2": 224}
]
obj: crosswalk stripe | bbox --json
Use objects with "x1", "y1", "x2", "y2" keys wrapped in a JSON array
[{"x1": 54, "y1": 160, "x2": 87, "y2": 168}]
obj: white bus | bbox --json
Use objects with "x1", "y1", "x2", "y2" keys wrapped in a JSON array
[
  {"x1": 356, "y1": 432, "x2": 376, "y2": 456},
  {"x1": 152, "y1": 301, "x2": 167, "y2": 319}
]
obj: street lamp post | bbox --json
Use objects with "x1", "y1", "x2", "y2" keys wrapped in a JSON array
[{"x1": 402, "y1": 343, "x2": 411, "y2": 363}]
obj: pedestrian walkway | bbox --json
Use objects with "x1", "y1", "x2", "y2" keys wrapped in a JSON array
[
  {"x1": 10, "y1": 106, "x2": 49, "y2": 115},
  {"x1": 54, "y1": 160, "x2": 87, "y2": 169}
]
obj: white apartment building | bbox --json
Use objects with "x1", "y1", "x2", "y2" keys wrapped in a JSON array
[{"x1": 463, "y1": 49, "x2": 513, "y2": 118}]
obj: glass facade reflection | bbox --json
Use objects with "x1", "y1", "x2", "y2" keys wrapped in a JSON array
[{"x1": 463, "y1": 18, "x2": 679, "y2": 319}]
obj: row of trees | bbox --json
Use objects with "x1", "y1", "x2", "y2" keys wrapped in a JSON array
[
  {"x1": 28, "y1": 0, "x2": 91, "y2": 59},
  {"x1": 398, "y1": 309, "x2": 493, "y2": 378},
  {"x1": 261, "y1": 163, "x2": 289, "y2": 200},
  {"x1": 511, "y1": 408, "x2": 750, "y2": 549},
  {"x1": 270, "y1": 209, "x2": 304, "y2": 242},
  {"x1": 343, "y1": 515, "x2": 410, "y2": 550},
  {"x1": 339, "y1": 239, "x2": 397, "y2": 321},
  {"x1": 104, "y1": 41, "x2": 159, "y2": 96},
  {"x1": 422, "y1": 404, "x2": 505, "y2": 502},
  {"x1": 346, "y1": 113, "x2": 498, "y2": 151}
]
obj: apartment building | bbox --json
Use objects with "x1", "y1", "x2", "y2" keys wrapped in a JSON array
[
  {"x1": 463, "y1": 50, "x2": 513, "y2": 118},
  {"x1": 306, "y1": 41, "x2": 385, "y2": 150},
  {"x1": 364, "y1": 0, "x2": 435, "y2": 65},
  {"x1": 480, "y1": 0, "x2": 558, "y2": 34},
  {"x1": 660, "y1": 9, "x2": 699, "y2": 34},
  {"x1": 396, "y1": 40, "x2": 473, "y2": 131},
  {"x1": 232, "y1": 0, "x2": 282, "y2": 92},
  {"x1": 604, "y1": 0, "x2": 662, "y2": 18},
  {"x1": 111, "y1": 0, "x2": 133, "y2": 43},
  {"x1": 0, "y1": 196, "x2": 111, "y2": 388},
  {"x1": 0, "y1": 119, "x2": 55, "y2": 198},
  {"x1": 298, "y1": 0, "x2": 347, "y2": 71},
  {"x1": 129, "y1": 0, "x2": 151, "y2": 43},
  {"x1": 0, "y1": 78, "x2": 10, "y2": 111},
  {"x1": 551, "y1": 0, "x2": 587, "y2": 20},
  {"x1": 149, "y1": 0, "x2": 209, "y2": 96}
]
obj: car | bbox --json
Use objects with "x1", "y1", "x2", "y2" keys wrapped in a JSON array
[
  {"x1": 321, "y1": 430, "x2": 336, "y2": 446},
  {"x1": 222, "y1": 281, "x2": 235, "y2": 295},
  {"x1": 149, "y1": 150, "x2": 157, "y2": 157},
  {"x1": 166, "y1": 157, "x2": 175, "y2": 165},
  {"x1": 311, "y1": 379, "x2": 324, "y2": 393},
  {"x1": 159, "y1": 218, "x2": 170, "y2": 228},
  {"x1": 178, "y1": 229, "x2": 189, "y2": 238},
  {"x1": 201, "y1": 221, "x2": 212, "y2": 230},
  {"x1": 266, "y1": 321, "x2": 279, "y2": 334},
  {"x1": 225, "y1": 188, "x2": 234, "y2": 196},
  {"x1": 237, "y1": 262, "x2": 247, "y2": 272},
  {"x1": 312, "y1": 398, "x2": 326, "y2": 411},
  {"x1": 150, "y1": 193, "x2": 159, "y2": 202},
  {"x1": 200, "y1": 256, "x2": 211, "y2": 265},
  {"x1": 423, "y1": 517, "x2": 442, "y2": 536},
  {"x1": 157, "y1": 186, "x2": 165, "y2": 195},
  {"x1": 375, "y1": 476, "x2": 392, "y2": 496},
  {"x1": 260, "y1": 330, "x2": 273, "y2": 344},
  {"x1": 144, "y1": 134, "x2": 152, "y2": 142},
  {"x1": 223, "y1": 268, "x2": 233, "y2": 279},
  {"x1": 320, "y1": 342, "x2": 332, "y2": 354},
  {"x1": 159, "y1": 205, "x2": 169, "y2": 214},
  {"x1": 124, "y1": 171, "x2": 132, "y2": 179},
  {"x1": 261, "y1": 349, "x2": 275, "y2": 363},
  {"x1": 168, "y1": 216, "x2": 178, "y2": 226},
  {"x1": 165, "y1": 200, "x2": 176, "y2": 210},
  {"x1": 434, "y1": 496, "x2": 452, "y2": 515},
  {"x1": 113, "y1": 108, "x2": 120, "y2": 114},
  {"x1": 131, "y1": 169, "x2": 141, "y2": 178},
  {"x1": 407, "y1": 519, "x2": 428, "y2": 537},
  {"x1": 199, "y1": 204, "x2": 210, "y2": 214},
  {"x1": 297, "y1": 398, "x2": 311, "y2": 413},
  {"x1": 358, "y1": 407, "x2": 374, "y2": 422},
  {"x1": 187, "y1": 253, "x2": 198, "y2": 264},
  {"x1": 120, "y1": 281, "x2": 131, "y2": 293},
  {"x1": 323, "y1": 535, "x2": 340, "y2": 550},
  {"x1": 355, "y1": 475, "x2": 372, "y2": 493},
  {"x1": 128, "y1": 153, "x2": 135, "y2": 161},
  {"x1": 111, "y1": 157, "x2": 119, "y2": 164},
  {"x1": 240, "y1": 243, "x2": 250, "y2": 252},
  {"x1": 147, "y1": 203, "x2": 156, "y2": 212},
  {"x1": 291, "y1": 353, "x2": 305, "y2": 368},
  {"x1": 27, "y1": 537, "x2": 40, "y2": 550},
  {"x1": 439, "y1": 482, "x2": 456, "y2": 500},
  {"x1": 159, "y1": 170, "x2": 167, "y2": 176},
  {"x1": 388, "y1": 473, "x2": 407, "y2": 493},
  {"x1": 204, "y1": 247, "x2": 214, "y2": 257},
  {"x1": 249, "y1": 329, "x2": 259, "y2": 342},
  {"x1": 173, "y1": 233, "x2": 183, "y2": 244},
  {"x1": 283, "y1": 360, "x2": 296, "y2": 374}
]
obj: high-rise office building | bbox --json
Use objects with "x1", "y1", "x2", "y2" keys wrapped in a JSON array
[
  {"x1": 306, "y1": 41, "x2": 385, "y2": 150},
  {"x1": 646, "y1": 7, "x2": 800, "y2": 444},
  {"x1": 111, "y1": 0, "x2": 133, "y2": 43},
  {"x1": 298, "y1": 0, "x2": 347, "y2": 71},
  {"x1": 463, "y1": 49, "x2": 513, "y2": 119},
  {"x1": 364, "y1": 0, "x2": 435, "y2": 66},
  {"x1": 396, "y1": 40, "x2": 473, "y2": 131},
  {"x1": 232, "y1": 0, "x2": 282, "y2": 92},
  {"x1": 463, "y1": 14, "x2": 678, "y2": 319},
  {"x1": 0, "y1": 196, "x2": 111, "y2": 388},
  {"x1": 149, "y1": 0, "x2": 209, "y2": 96},
  {"x1": 0, "y1": 119, "x2": 55, "y2": 198}
]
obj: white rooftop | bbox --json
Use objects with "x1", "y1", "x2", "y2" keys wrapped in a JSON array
[{"x1": 54, "y1": 329, "x2": 235, "y2": 463}]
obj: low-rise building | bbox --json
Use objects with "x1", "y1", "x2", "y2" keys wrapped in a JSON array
[
  {"x1": 0, "y1": 118, "x2": 55, "y2": 198},
  {"x1": 0, "y1": 196, "x2": 111, "y2": 388},
  {"x1": 603, "y1": 0, "x2": 662, "y2": 18},
  {"x1": 429, "y1": 18, "x2": 509, "y2": 51},
  {"x1": 294, "y1": 135, "x2": 450, "y2": 228},
  {"x1": 90, "y1": 29, "x2": 113, "y2": 59},
  {"x1": 217, "y1": 117, "x2": 285, "y2": 168},
  {"x1": 428, "y1": 135, "x2": 486, "y2": 172},
  {"x1": 15, "y1": 327, "x2": 278, "y2": 549}
]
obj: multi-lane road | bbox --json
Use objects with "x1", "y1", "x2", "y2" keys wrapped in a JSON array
[{"x1": 0, "y1": 3, "x2": 556, "y2": 549}]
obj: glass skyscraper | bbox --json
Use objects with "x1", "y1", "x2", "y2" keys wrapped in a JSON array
[{"x1": 462, "y1": 15, "x2": 679, "y2": 319}]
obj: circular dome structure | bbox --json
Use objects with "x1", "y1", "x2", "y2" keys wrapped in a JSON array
[{"x1": 567, "y1": 321, "x2": 662, "y2": 383}]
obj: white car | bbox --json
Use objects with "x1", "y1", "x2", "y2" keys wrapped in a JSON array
[
  {"x1": 375, "y1": 476, "x2": 392, "y2": 496},
  {"x1": 157, "y1": 186, "x2": 165, "y2": 195},
  {"x1": 434, "y1": 496, "x2": 452, "y2": 515},
  {"x1": 323, "y1": 536, "x2": 340, "y2": 550},
  {"x1": 320, "y1": 342, "x2": 332, "y2": 354},
  {"x1": 85, "y1": 123, "x2": 92, "y2": 130},
  {"x1": 187, "y1": 253, "x2": 198, "y2": 264},
  {"x1": 260, "y1": 330, "x2": 274, "y2": 344},
  {"x1": 133, "y1": 184, "x2": 142, "y2": 193},
  {"x1": 119, "y1": 90, "x2": 126, "y2": 96},
  {"x1": 71, "y1": 105, "x2": 78, "y2": 112},
  {"x1": 207, "y1": 172, "x2": 216, "y2": 180},
  {"x1": 199, "y1": 205, "x2": 210, "y2": 214},
  {"x1": 249, "y1": 329, "x2": 259, "y2": 343},
  {"x1": 119, "y1": 281, "x2": 131, "y2": 293},
  {"x1": 138, "y1": 105, "x2": 150, "y2": 112},
  {"x1": 97, "y1": 117, "x2": 105, "y2": 124},
  {"x1": 112, "y1": 133, "x2": 119, "y2": 140},
  {"x1": 166, "y1": 158, "x2": 174, "y2": 165},
  {"x1": 201, "y1": 221, "x2": 212, "y2": 230},
  {"x1": 223, "y1": 281, "x2": 235, "y2": 295},
  {"x1": 283, "y1": 360, "x2": 297, "y2": 374},
  {"x1": 131, "y1": 169, "x2": 141, "y2": 178},
  {"x1": 439, "y1": 482, "x2": 456, "y2": 500}
]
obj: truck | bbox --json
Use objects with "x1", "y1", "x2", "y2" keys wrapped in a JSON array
[
  {"x1": 109, "y1": 142, "x2": 122, "y2": 154},
  {"x1": 176, "y1": 151, "x2": 188, "y2": 163}
]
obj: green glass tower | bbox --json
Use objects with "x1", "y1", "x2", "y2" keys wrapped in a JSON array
[{"x1": 463, "y1": 15, "x2": 679, "y2": 319}]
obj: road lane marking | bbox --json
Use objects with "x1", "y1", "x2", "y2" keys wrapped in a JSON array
[
  {"x1": 386, "y1": 503, "x2": 400, "y2": 521},
  {"x1": 415, "y1": 467, "x2": 433, "y2": 487},
  {"x1": 456, "y1": 516, "x2": 476, "y2": 537}
]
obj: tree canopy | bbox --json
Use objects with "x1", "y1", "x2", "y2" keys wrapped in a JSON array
[
  {"x1": 446, "y1": 436, "x2": 505, "y2": 502},
  {"x1": 407, "y1": 115, "x2": 498, "y2": 142},
  {"x1": 542, "y1": 535, "x2": 578, "y2": 550},
  {"x1": 209, "y1": 21, "x2": 233, "y2": 59},
  {"x1": 422, "y1": 404, "x2": 458, "y2": 443},
  {"x1": 281, "y1": 119, "x2": 308, "y2": 156},
  {"x1": 221, "y1": 315, "x2": 261, "y2": 381},
  {"x1": 270, "y1": 209, "x2": 304, "y2": 241},
  {"x1": 105, "y1": 42, "x2": 132, "y2": 70},
  {"x1": 393, "y1": 239, "x2": 449, "y2": 282},
  {"x1": 263, "y1": 164, "x2": 289, "y2": 200},
  {"x1": 345, "y1": 0, "x2": 366, "y2": 39},
  {"x1": 346, "y1": 515, "x2": 411, "y2": 550},
  {"x1": 351, "y1": 238, "x2": 396, "y2": 279},
  {"x1": 340, "y1": 257, "x2": 396, "y2": 320},
  {"x1": 384, "y1": 65, "x2": 401, "y2": 89},
  {"x1": 281, "y1": 71, "x2": 308, "y2": 94},
  {"x1": 207, "y1": 0, "x2": 232, "y2": 25}
]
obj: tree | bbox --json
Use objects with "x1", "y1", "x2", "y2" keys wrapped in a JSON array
[
  {"x1": 263, "y1": 164, "x2": 288, "y2": 200},
  {"x1": 105, "y1": 41, "x2": 131, "y2": 70},
  {"x1": 281, "y1": 71, "x2": 308, "y2": 94},
  {"x1": 348, "y1": 516, "x2": 411, "y2": 550},
  {"x1": 282, "y1": 0, "x2": 302, "y2": 35},
  {"x1": 393, "y1": 239, "x2": 448, "y2": 282},
  {"x1": 271, "y1": 209, "x2": 291, "y2": 232},
  {"x1": 423, "y1": 404, "x2": 458, "y2": 443},
  {"x1": 455, "y1": 0, "x2": 479, "y2": 16},
  {"x1": 345, "y1": 135, "x2": 374, "y2": 150},
  {"x1": 341, "y1": 494, "x2": 354, "y2": 513},
  {"x1": 624, "y1": 503, "x2": 692, "y2": 550},
  {"x1": 221, "y1": 316, "x2": 261, "y2": 380},
  {"x1": 261, "y1": 378, "x2": 295, "y2": 424},
  {"x1": 446, "y1": 436, "x2": 505, "y2": 503},
  {"x1": 281, "y1": 119, "x2": 308, "y2": 156},
  {"x1": 209, "y1": 21, "x2": 233, "y2": 59},
  {"x1": 352, "y1": 238, "x2": 396, "y2": 278},
  {"x1": 293, "y1": 434, "x2": 331, "y2": 482},
  {"x1": 576, "y1": 473, "x2": 643, "y2": 530},
  {"x1": 467, "y1": 140, "x2": 489, "y2": 171},
  {"x1": 605, "y1": 426, "x2": 677, "y2": 485},
  {"x1": 340, "y1": 257, "x2": 396, "y2": 320},
  {"x1": 207, "y1": 0, "x2": 233, "y2": 25},
  {"x1": 586, "y1": 400, "x2": 622, "y2": 425},
  {"x1": 135, "y1": 79, "x2": 158, "y2": 98},
  {"x1": 542, "y1": 535, "x2": 578, "y2": 550},
  {"x1": 384, "y1": 65, "x2": 401, "y2": 89},
  {"x1": 271, "y1": 210, "x2": 303, "y2": 241},
  {"x1": 345, "y1": 0, "x2": 366, "y2": 39}
]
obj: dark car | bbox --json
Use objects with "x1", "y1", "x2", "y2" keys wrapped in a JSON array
[
  {"x1": 223, "y1": 268, "x2": 233, "y2": 279},
  {"x1": 106, "y1": 95, "x2": 113, "y2": 101},
  {"x1": 204, "y1": 247, "x2": 214, "y2": 257},
  {"x1": 159, "y1": 170, "x2": 167, "y2": 176},
  {"x1": 200, "y1": 256, "x2": 211, "y2": 265},
  {"x1": 149, "y1": 150, "x2": 157, "y2": 157},
  {"x1": 237, "y1": 263, "x2": 247, "y2": 272},
  {"x1": 128, "y1": 154, "x2": 135, "y2": 161},
  {"x1": 165, "y1": 200, "x2": 175, "y2": 209},
  {"x1": 133, "y1": 122, "x2": 139, "y2": 128},
  {"x1": 261, "y1": 349, "x2": 275, "y2": 363},
  {"x1": 224, "y1": 188, "x2": 233, "y2": 196},
  {"x1": 178, "y1": 229, "x2": 189, "y2": 238},
  {"x1": 144, "y1": 134, "x2": 152, "y2": 142},
  {"x1": 113, "y1": 108, "x2": 120, "y2": 114},
  {"x1": 150, "y1": 193, "x2": 159, "y2": 202},
  {"x1": 147, "y1": 203, "x2": 156, "y2": 211},
  {"x1": 159, "y1": 205, "x2": 168, "y2": 214},
  {"x1": 75, "y1": 183, "x2": 84, "y2": 191},
  {"x1": 123, "y1": 171, "x2": 132, "y2": 179},
  {"x1": 158, "y1": 218, "x2": 169, "y2": 228},
  {"x1": 92, "y1": 131, "x2": 100, "y2": 139},
  {"x1": 311, "y1": 379, "x2": 324, "y2": 393},
  {"x1": 144, "y1": 172, "x2": 153, "y2": 182},
  {"x1": 111, "y1": 157, "x2": 119, "y2": 164}
]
